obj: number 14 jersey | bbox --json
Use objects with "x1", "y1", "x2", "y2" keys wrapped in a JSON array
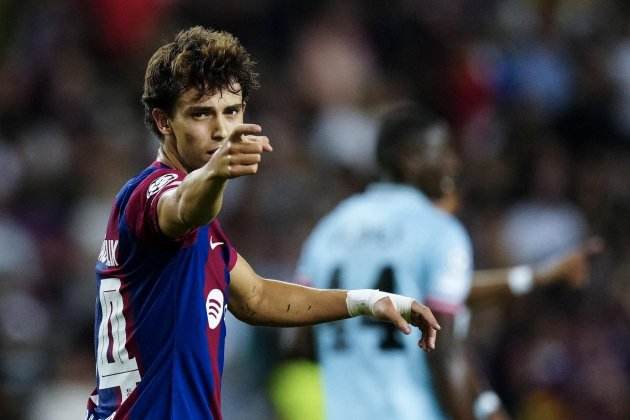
[
  {"x1": 86, "y1": 161, "x2": 237, "y2": 420},
  {"x1": 297, "y1": 183, "x2": 473, "y2": 420}
]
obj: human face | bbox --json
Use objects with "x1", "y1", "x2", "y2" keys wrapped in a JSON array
[{"x1": 166, "y1": 85, "x2": 245, "y2": 172}]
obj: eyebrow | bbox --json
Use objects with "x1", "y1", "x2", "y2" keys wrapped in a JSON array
[{"x1": 186, "y1": 103, "x2": 243, "y2": 113}]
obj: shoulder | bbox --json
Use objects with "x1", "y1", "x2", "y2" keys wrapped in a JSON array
[
  {"x1": 430, "y1": 208, "x2": 471, "y2": 255},
  {"x1": 129, "y1": 166, "x2": 185, "y2": 202},
  {"x1": 115, "y1": 163, "x2": 184, "y2": 211},
  {"x1": 116, "y1": 163, "x2": 187, "y2": 242},
  {"x1": 384, "y1": 184, "x2": 468, "y2": 239},
  {"x1": 433, "y1": 207, "x2": 469, "y2": 240}
]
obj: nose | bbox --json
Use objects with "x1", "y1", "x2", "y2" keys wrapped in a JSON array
[{"x1": 212, "y1": 115, "x2": 228, "y2": 141}]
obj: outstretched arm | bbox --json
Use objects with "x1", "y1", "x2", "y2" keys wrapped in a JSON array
[
  {"x1": 157, "y1": 124, "x2": 272, "y2": 238},
  {"x1": 228, "y1": 254, "x2": 440, "y2": 351},
  {"x1": 467, "y1": 237, "x2": 603, "y2": 305}
]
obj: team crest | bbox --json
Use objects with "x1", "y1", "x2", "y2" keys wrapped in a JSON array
[
  {"x1": 206, "y1": 289, "x2": 225, "y2": 330},
  {"x1": 147, "y1": 173, "x2": 178, "y2": 198}
]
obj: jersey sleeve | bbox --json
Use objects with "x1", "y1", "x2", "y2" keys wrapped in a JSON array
[
  {"x1": 422, "y1": 219, "x2": 473, "y2": 315},
  {"x1": 124, "y1": 169, "x2": 186, "y2": 242}
]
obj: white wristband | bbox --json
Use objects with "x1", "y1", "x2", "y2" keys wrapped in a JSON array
[
  {"x1": 507, "y1": 265, "x2": 534, "y2": 295},
  {"x1": 473, "y1": 390, "x2": 501, "y2": 420},
  {"x1": 346, "y1": 289, "x2": 414, "y2": 322}
]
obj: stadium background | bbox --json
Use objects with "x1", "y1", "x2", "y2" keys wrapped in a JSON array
[{"x1": 0, "y1": 0, "x2": 628, "y2": 418}]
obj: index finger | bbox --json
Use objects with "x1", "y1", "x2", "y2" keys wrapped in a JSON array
[
  {"x1": 230, "y1": 124, "x2": 262, "y2": 141},
  {"x1": 419, "y1": 327, "x2": 438, "y2": 351},
  {"x1": 411, "y1": 301, "x2": 441, "y2": 331}
]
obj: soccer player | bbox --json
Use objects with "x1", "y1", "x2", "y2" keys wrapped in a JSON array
[
  {"x1": 296, "y1": 104, "x2": 496, "y2": 420},
  {"x1": 85, "y1": 27, "x2": 441, "y2": 420},
  {"x1": 293, "y1": 103, "x2": 598, "y2": 420}
]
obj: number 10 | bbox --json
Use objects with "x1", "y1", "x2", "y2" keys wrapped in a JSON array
[{"x1": 97, "y1": 278, "x2": 141, "y2": 398}]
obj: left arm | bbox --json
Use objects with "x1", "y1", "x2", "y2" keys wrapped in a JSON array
[
  {"x1": 228, "y1": 254, "x2": 440, "y2": 350},
  {"x1": 228, "y1": 253, "x2": 348, "y2": 326},
  {"x1": 467, "y1": 237, "x2": 602, "y2": 305}
]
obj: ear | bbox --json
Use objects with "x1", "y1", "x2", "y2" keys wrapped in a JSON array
[
  {"x1": 241, "y1": 101, "x2": 247, "y2": 114},
  {"x1": 152, "y1": 109, "x2": 172, "y2": 135}
]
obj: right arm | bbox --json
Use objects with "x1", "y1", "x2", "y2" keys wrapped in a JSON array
[
  {"x1": 427, "y1": 312, "x2": 507, "y2": 420},
  {"x1": 157, "y1": 124, "x2": 271, "y2": 238},
  {"x1": 424, "y1": 221, "x2": 507, "y2": 419},
  {"x1": 427, "y1": 312, "x2": 474, "y2": 420}
]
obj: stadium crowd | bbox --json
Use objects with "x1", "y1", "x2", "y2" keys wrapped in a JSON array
[{"x1": 0, "y1": 0, "x2": 628, "y2": 419}]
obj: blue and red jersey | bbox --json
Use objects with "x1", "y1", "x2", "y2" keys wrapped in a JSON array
[{"x1": 86, "y1": 161, "x2": 237, "y2": 420}]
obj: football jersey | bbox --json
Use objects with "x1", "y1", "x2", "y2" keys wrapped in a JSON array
[
  {"x1": 86, "y1": 161, "x2": 237, "y2": 420},
  {"x1": 297, "y1": 182, "x2": 472, "y2": 420}
]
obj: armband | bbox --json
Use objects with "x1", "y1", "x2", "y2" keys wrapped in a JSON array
[
  {"x1": 346, "y1": 289, "x2": 414, "y2": 321},
  {"x1": 507, "y1": 265, "x2": 534, "y2": 295},
  {"x1": 473, "y1": 390, "x2": 501, "y2": 420}
]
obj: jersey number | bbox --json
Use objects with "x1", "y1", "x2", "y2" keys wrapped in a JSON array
[
  {"x1": 328, "y1": 265, "x2": 404, "y2": 351},
  {"x1": 97, "y1": 278, "x2": 141, "y2": 398}
]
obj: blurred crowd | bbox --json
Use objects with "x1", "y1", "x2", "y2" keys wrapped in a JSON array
[{"x1": 0, "y1": 0, "x2": 629, "y2": 419}]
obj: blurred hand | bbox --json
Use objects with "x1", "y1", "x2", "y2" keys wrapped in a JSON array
[
  {"x1": 372, "y1": 297, "x2": 441, "y2": 352},
  {"x1": 536, "y1": 237, "x2": 604, "y2": 289}
]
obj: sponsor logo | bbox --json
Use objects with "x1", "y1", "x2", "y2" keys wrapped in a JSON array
[
  {"x1": 210, "y1": 236, "x2": 224, "y2": 250},
  {"x1": 206, "y1": 289, "x2": 225, "y2": 329},
  {"x1": 147, "y1": 173, "x2": 178, "y2": 198}
]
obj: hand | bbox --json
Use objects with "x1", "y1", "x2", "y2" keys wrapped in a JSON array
[
  {"x1": 536, "y1": 237, "x2": 604, "y2": 289},
  {"x1": 209, "y1": 124, "x2": 273, "y2": 178},
  {"x1": 487, "y1": 407, "x2": 511, "y2": 420},
  {"x1": 372, "y1": 297, "x2": 441, "y2": 352}
]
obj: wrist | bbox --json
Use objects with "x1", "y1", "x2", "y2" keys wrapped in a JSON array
[
  {"x1": 346, "y1": 289, "x2": 414, "y2": 321},
  {"x1": 473, "y1": 390, "x2": 501, "y2": 420},
  {"x1": 507, "y1": 265, "x2": 534, "y2": 295}
]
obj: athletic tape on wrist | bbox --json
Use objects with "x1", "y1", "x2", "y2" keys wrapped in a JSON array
[
  {"x1": 346, "y1": 289, "x2": 414, "y2": 321},
  {"x1": 507, "y1": 265, "x2": 534, "y2": 295}
]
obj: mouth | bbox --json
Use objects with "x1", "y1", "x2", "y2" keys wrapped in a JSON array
[{"x1": 207, "y1": 149, "x2": 219, "y2": 157}]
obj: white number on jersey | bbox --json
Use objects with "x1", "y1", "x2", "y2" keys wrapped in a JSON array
[{"x1": 97, "y1": 278, "x2": 141, "y2": 398}]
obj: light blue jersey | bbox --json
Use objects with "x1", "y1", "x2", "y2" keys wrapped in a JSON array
[{"x1": 297, "y1": 183, "x2": 473, "y2": 420}]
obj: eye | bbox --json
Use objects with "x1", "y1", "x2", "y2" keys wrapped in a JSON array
[
  {"x1": 225, "y1": 108, "x2": 240, "y2": 117},
  {"x1": 192, "y1": 111, "x2": 210, "y2": 119}
]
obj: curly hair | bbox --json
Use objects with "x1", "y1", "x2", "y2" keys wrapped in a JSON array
[{"x1": 141, "y1": 26, "x2": 259, "y2": 138}]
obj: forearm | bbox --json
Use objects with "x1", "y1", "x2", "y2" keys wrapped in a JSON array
[
  {"x1": 231, "y1": 278, "x2": 349, "y2": 327},
  {"x1": 429, "y1": 338, "x2": 476, "y2": 420},
  {"x1": 229, "y1": 255, "x2": 438, "y2": 349},
  {"x1": 175, "y1": 165, "x2": 227, "y2": 227},
  {"x1": 468, "y1": 266, "x2": 536, "y2": 305},
  {"x1": 427, "y1": 312, "x2": 504, "y2": 420}
]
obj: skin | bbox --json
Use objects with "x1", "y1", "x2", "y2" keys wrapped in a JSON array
[{"x1": 150, "y1": 85, "x2": 441, "y2": 351}]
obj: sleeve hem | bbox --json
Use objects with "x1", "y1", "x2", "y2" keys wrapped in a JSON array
[{"x1": 425, "y1": 297, "x2": 462, "y2": 315}]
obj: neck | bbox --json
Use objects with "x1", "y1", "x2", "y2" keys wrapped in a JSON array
[
  {"x1": 157, "y1": 138, "x2": 188, "y2": 173},
  {"x1": 433, "y1": 193, "x2": 459, "y2": 215}
]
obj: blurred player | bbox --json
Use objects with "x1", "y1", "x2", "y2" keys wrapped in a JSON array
[
  {"x1": 294, "y1": 103, "x2": 600, "y2": 420},
  {"x1": 85, "y1": 27, "x2": 441, "y2": 420}
]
